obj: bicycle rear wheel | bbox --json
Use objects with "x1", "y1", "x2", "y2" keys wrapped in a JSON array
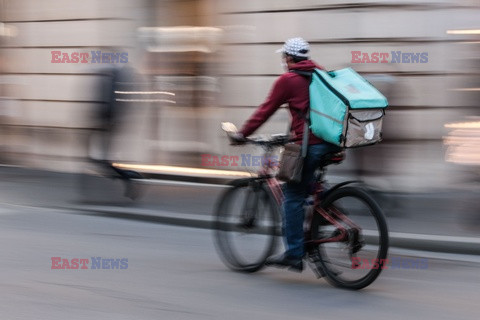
[
  {"x1": 311, "y1": 186, "x2": 389, "y2": 290},
  {"x1": 213, "y1": 180, "x2": 280, "y2": 273}
]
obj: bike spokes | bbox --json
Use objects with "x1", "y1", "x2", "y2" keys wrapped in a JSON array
[
  {"x1": 214, "y1": 183, "x2": 279, "y2": 273},
  {"x1": 311, "y1": 187, "x2": 389, "y2": 289}
]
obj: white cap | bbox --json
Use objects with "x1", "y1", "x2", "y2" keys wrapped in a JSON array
[{"x1": 276, "y1": 37, "x2": 310, "y2": 58}]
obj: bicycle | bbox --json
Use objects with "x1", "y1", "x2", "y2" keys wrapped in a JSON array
[{"x1": 213, "y1": 123, "x2": 389, "y2": 290}]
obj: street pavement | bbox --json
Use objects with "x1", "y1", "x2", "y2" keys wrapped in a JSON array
[
  {"x1": 0, "y1": 165, "x2": 479, "y2": 254},
  {"x1": 0, "y1": 206, "x2": 479, "y2": 320}
]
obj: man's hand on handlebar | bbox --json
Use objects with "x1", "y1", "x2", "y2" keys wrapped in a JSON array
[{"x1": 228, "y1": 132, "x2": 247, "y2": 145}]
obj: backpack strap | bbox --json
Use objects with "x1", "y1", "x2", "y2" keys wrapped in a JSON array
[{"x1": 290, "y1": 70, "x2": 313, "y2": 157}]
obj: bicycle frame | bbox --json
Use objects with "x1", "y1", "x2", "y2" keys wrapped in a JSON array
[
  {"x1": 255, "y1": 148, "x2": 362, "y2": 248},
  {"x1": 307, "y1": 203, "x2": 361, "y2": 246},
  {"x1": 218, "y1": 127, "x2": 388, "y2": 289},
  {"x1": 255, "y1": 148, "x2": 284, "y2": 205}
]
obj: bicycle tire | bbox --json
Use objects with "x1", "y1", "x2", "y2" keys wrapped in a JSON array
[
  {"x1": 311, "y1": 186, "x2": 389, "y2": 290},
  {"x1": 213, "y1": 179, "x2": 280, "y2": 273}
]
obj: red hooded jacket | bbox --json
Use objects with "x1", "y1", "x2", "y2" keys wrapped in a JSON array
[{"x1": 240, "y1": 60, "x2": 324, "y2": 145}]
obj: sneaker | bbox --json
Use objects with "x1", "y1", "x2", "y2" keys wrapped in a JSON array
[{"x1": 265, "y1": 253, "x2": 303, "y2": 272}]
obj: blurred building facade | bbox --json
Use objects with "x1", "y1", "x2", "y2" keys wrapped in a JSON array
[{"x1": 0, "y1": 0, "x2": 479, "y2": 192}]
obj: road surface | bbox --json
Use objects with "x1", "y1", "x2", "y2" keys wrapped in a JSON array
[{"x1": 0, "y1": 204, "x2": 479, "y2": 320}]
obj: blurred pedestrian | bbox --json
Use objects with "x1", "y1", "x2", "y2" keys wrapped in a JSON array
[{"x1": 89, "y1": 64, "x2": 143, "y2": 200}]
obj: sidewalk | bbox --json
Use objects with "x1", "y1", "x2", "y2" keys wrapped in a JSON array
[{"x1": 0, "y1": 165, "x2": 479, "y2": 255}]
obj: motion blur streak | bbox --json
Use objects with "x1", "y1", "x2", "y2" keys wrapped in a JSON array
[
  {"x1": 446, "y1": 29, "x2": 480, "y2": 35},
  {"x1": 113, "y1": 163, "x2": 252, "y2": 178},
  {"x1": 444, "y1": 120, "x2": 480, "y2": 165}
]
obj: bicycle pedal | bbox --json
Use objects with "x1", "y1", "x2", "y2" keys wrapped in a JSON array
[
  {"x1": 351, "y1": 240, "x2": 365, "y2": 254},
  {"x1": 307, "y1": 260, "x2": 326, "y2": 279},
  {"x1": 306, "y1": 253, "x2": 325, "y2": 278}
]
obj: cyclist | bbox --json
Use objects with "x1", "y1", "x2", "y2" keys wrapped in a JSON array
[{"x1": 230, "y1": 37, "x2": 341, "y2": 271}]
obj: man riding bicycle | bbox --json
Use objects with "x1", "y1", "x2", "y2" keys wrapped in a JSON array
[{"x1": 229, "y1": 38, "x2": 342, "y2": 271}]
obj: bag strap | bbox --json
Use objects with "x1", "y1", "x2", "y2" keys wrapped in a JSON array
[
  {"x1": 301, "y1": 109, "x2": 309, "y2": 158},
  {"x1": 290, "y1": 70, "x2": 313, "y2": 158}
]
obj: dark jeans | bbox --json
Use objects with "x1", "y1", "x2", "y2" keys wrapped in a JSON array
[{"x1": 282, "y1": 142, "x2": 342, "y2": 259}]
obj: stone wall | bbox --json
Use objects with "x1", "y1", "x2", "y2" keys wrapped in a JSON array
[
  {"x1": 214, "y1": 0, "x2": 480, "y2": 191},
  {"x1": 0, "y1": 0, "x2": 479, "y2": 192}
]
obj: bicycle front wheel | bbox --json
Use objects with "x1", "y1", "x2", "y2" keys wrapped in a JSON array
[
  {"x1": 213, "y1": 180, "x2": 280, "y2": 273},
  {"x1": 311, "y1": 186, "x2": 389, "y2": 290}
]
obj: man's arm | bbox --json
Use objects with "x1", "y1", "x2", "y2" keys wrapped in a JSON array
[{"x1": 240, "y1": 76, "x2": 290, "y2": 137}]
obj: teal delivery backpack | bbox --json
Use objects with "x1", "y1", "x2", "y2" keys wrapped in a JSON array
[{"x1": 308, "y1": 68, "x2": 388, "y2": 148}]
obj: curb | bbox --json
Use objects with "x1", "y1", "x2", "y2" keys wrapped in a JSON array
[
  {"x1": 68, "y1": 204, "x2": 214, "y2": 230},
  {"x1": 1, "y1": 165, "x2": 478, "y2": 256},
  {"x1": 68, "y1": 204, "x2": 480, "y2": 256},
  {"x1": 388, "y1": 232, "x2": 480, "y2": 256}
]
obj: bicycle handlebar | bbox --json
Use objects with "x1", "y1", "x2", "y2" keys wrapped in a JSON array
[
  {"x1": 221, "y1": 122, "x2": 296, "y2": 148},
  {"x1": 229, "y1": 132, "x2": 295, "y2": 148}
]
